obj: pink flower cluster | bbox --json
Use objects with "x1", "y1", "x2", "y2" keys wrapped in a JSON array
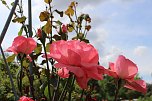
[
  {"x1": 47, "y1": 40, "x2": 147, "y2": 93},
  {"x1": 6, "y1": 36, "x2": 147, "y2": 99}
]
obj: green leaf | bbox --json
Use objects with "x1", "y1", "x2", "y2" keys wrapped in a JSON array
[
  {"x1": 40, "y1": 80, "x2": 48, "y2": 93},
  {"x1": 23, "y1": 60, "x2": 29, "y2": 67},
  {"x1": 6, "y1": 93, "x2": 14, "y2": 99},
  {"x1": 11, "y1": 2, "x2": 14, "y2": 6},
  {"x1": 44, "y1": 85, "x2": 53, "y2": 99},
  {"x1": 46, "y1": 43, "x2": 50, "y2": 52},
  {"x1": 6, "y1": 54, "x2": 16, "y2": 62},
  {"x1": 67, "y1": 23, "x2": 74, "y2": 32},
  {"x1": 1, "y1": 0, "x2": 10, "y2": 9},
  {"x1": 44, "y1": 86, "x2": 49, "y2": 99},
  {"x1": 2, "y1": 0, "x2": 7, "y2": 5},
  {"x1": 34, "y1": 44, "x2": 42, "y2": 54},
  {"x1": 12, "y1": 16, "x2": 26, "y2": 23},
  {"x1": 65, "y1": 7, "x2": 74, "y2": 16},
  {"x1": 39, "y1": 11, "x2": 50, "y2": 22},
  {"x1": 22, "y1": 76, "x2": 30, "y2": 86},
  {"x1": 0, "y1": 59, "x2": 4, "y2": 65},
  {"x1": 18, "y1": 26, "x2": 23, "y2": 36},
  {"x1": 55, "y1": 20, "x2": 62, "y2": 26},
  {"x1": 43, "y1": 20, "x2": 52, "y2": 34}
]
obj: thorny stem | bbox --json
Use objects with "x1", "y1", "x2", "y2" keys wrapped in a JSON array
[
  {"x1": 63, "y1": 91, "x2": 68, "y2": 101},
  {"x1": 68, "y1": 76, "x2": 75, "y2": 101},
  {"x1": 114, "y1": 79, "x2": 122, "y2": 101},
  {"x1": 28, "y1": 0, "x2": 35, "y2": 99},
  {"x1": 33, "y1": 61, "x2": 42, "y2": 85},
  {"x1": 48, "y1": 3, "x2": 53, "y2": 44},
  {"x1": 58, "y1": 74, "x2": 72, "y2": 101},
  {"x1": 73, "y1": 3, "x2": 78, "y2": 33},
  {"x1": 19, "y1": 56, "x2": 23, "y2": 96},
  {"x1": 52, "y1": 76, "x2": 60, "y2": 101},
  {"x1": 83, "y1": 21, "x2": 88, "y2": 39},
  {"x1": 29, "y1": 60, "x2": 35, "y2": 99},
  {"x1": 48, "y1": 3, "x2": 55, "y2": 74},
  {"x1": 42, "y1": 43, "x2": 51, "y2": 100},
  {"x1": 80, "y1": 89, "x2": 84, "y2": 101},
  {"x1": 84, "y1": 31, "x2": 88, "y2": 39},
  {"x1": 114, "y1": 87, "x2": 120, "y2": 101}
]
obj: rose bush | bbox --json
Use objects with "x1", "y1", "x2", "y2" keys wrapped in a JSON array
[{"x1": 0, "y1": 0, "x2": 147, "y2": 101}]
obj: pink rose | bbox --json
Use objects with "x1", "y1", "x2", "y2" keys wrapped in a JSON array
[
  {"x1": 18, "y1": 96, "x2": 34, "y2": 101},
  {"x1": 47, "y1": 40, "x2": 104, "y2": 89},
  {"x1": 6, "y1": 36, "x2": 37, "y2": 55},
  {"x1": 105, "y1": 55, "x2": 147, "y2": 93}
]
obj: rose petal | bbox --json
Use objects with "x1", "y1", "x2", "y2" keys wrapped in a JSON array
[
  {"x1": 19, "y1": 96, "x2": 34, "y2": 101},
  {"x1": 6, "y1": 46, "x2": 18, "y2": 54},
  {"x1": 115, "y1": 55, "x2": 138, "y2": 79},
  {"x1": 105, "y1": 62, "x2": 118, "y2": 78},
  {"x1": 76, "y1": 76, "x2": 89, "y2": 89},
  {"x1": 54, "y1": 63, "x2": 84, "y2": 78},
  {"x1": 58, "y1": 67, "x2": 69, "y2": 78},
  {"x1": 67, "y1": 49, "x2": 81, "y2": 66},
  {"x1": 25, "y1": 38, "x2": 37, "y2": 54},
  {"x1": 125, "y1": 79, "x2": 147, "y2": 94}
]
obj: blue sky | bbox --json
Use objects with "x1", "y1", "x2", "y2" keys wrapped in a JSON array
[{"x1": 0, "y1": 0, "x2": 152, "y2": 83}]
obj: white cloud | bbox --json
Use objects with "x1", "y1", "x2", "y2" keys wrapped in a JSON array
[
  {"x1": 52, "y1": 0, "x2": 105, "y2": 10},
  {"x1": 89, "y1": 27, "x2": 108, "y2": 45},
  {"x1": 126, "y1": 46, "x2": 152, "y2": 83},
  {"x1": 100, "y1": 46, "x2": 123, "y2": 68},
  {"x1": 111, "y1": 0, "x2": 143, "y2": 3},
  {"x1": 133, "y1": 46, "x2": 148, "y2": 56}
]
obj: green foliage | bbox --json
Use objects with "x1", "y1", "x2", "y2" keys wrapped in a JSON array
[
  {"x1": 138, "y1": 95, "x2": 152, "y2": 101},
  {"x1": 0, "y1": 56, "x2": 18, "y2": 100},
  {"x1": 0, "y1": 0, "x2": 150, "y2": 101}
]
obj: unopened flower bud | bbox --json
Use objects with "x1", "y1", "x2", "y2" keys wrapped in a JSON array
[
  {"x1": 61, "y1": 24, "x2": 68, "y2": 33},
  {"x1": 37, "y1": 28, "x2": 42, "y2": 38}
]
